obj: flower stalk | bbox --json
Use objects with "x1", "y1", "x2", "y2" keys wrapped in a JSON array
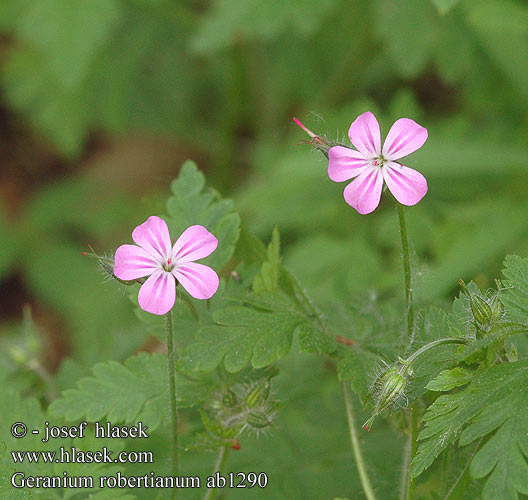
[
  {"x1": 166, "y1": 310, "x2": 179, "y2": 500},
  {"x1": 396, "y1": 202, "x2": 414, "y2": 346},
  {"x1": 343, "y1": 382, "x2": 377, "y2": 500},
  {"x1": 203, "y1": 446, "x2": 231, "y2": 500}
]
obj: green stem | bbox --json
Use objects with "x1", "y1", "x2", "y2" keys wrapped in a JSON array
[
  {"x1": 398, "y1": 428, "x2": 413, "y2": 500},
  {"x1": 166, "y1": 310, "x2": 179, "y2": 500},
  {"x1": 343, "y1": 383, "x2": 377, "y2": 500},
  {"x1": 203, "y1": 447, "x2": 231, "y2": 500},
  {"x1": 402, "y1": 338, "x2": 469, "y2": 370},
  {"x1": 396, "y1": 202, "x2": 416, "y2": 500},
  {"x1": 408, "y1": 404, "x2": 419, "y2": 500},
  {"x1": 396, "y1": 202, "x2": 414, "y2": 345}
]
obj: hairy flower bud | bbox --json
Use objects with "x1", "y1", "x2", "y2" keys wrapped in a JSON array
[
  {"x1": 245, "y1": 381, "x2": 270, "y2": 408},
  {"x1": 374, "y1": 369, "x2": 407, "y2": 414},
  {"x1": 458, "y1": 279, "x2": 505, "y2": 332},
  {"x1": 246, "y1": 411, "x2": 272, "y2": 429},
  {"x1": 364, "y1": 365, "x2": 409, "y2": 431},
  {"x1": 489, "y1": 295, "x2": 504, "y2": 324}
]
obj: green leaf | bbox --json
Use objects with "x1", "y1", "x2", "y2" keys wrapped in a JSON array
[
  {"x1": 413, "y1": 361, "x2": 528, "y2": 500},
  {"x1": 0, "y1": 438, "x2": 34, "y2": 500},
  {"x1": 253, "y1": 226, "x2": 281, "y2": 294},
  {"x1": 167, "y1": 161, "x2": 241, "y2": 270},
  {"x1": 297, "y1": 322, "x2": 337, "y2": 355},
  {"x1": 431, "y1": 0, "x2": 460, "y2": 15},
  {"x1": 374, "y1": 0, "x2": 439, "y2": 78},
  {"x1": 179, "y1": 304, "x2": 296, "y2": 372},
  {"x1": 425, "y1": 367, "x2": 472, "y2": 392},
  {"x1": 467, "y1": 0, "x2": 528, "y2": 101},
  {"x1": 190, "y1": 0, "x2": 338, "y2": 54},
  {"x1": 199, "y1": 410, "x2": 239, "y2": 439},
  {"x1": 17, "y1": 0, "x2": 121, "y2": 88},
  {"x1": 501, "y1": 255, "x2": 528, "y2": 321},
  {"x1": 179, "y1": 290, "x2": 333, "y2": 372},
  {"x1": 337, "y1": 348, "x2": 377, "y2": 399},
  {"x1": 455, "y1": 322, "x2": 528, "y2": 363},
  {"x1": 49, "y1": 352, "x2": 211, "y2": 430}
]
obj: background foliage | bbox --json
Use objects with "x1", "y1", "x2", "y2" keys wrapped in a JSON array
[{"x1": 1, "y1": 0, "x2": 528, "y2": 498}]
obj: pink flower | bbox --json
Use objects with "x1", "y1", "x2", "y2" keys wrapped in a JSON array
[
  {"x1": 113, "y1": 216, "x2": 219, "y2": 315},
  {"x1": 328, "y1": 112, "x2": 428, "y2": 214}
]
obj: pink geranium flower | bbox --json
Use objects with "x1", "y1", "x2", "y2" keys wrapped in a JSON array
[
  {"x1": 113, "y1": 216, "x2": 219, "y2": 315},
  {"x1": 328, "y1": 112, "x2": 428, "y2": 214}
]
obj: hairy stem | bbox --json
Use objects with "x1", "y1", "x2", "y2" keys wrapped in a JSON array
[
  {"x1": 397, "y1": 202, "x2": 414, "y2": 346},
  {"x1": 166, "y1": 310, "x2": 179, "y2": 499},
  {"x1": 203, "y1": 446, "x2": 231, "y2": 500},
  {"x1": 396, "y1": 202, "x2": 416, "y2": 500},
  {"x1": 399, "y1": 427, "x2": 413, "y2": 500},
  {"x1": 343, "y1": 382, "x2": 377, "y2": 500},
  {"x1": 408, "y1": 404, "x2": 419, "y2": 500}
]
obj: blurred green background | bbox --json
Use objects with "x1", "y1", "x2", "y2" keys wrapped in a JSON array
[{"x1": 0, "y1": 0, "x2": 527, "y2": 497}]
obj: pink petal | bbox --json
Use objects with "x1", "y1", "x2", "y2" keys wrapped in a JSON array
[
  {"x1": 348, "y1": 112, "x2": 381, "y2": 158},
  {"x1": 113, "y1": 244, "x2": 159, "y2": 280},
  {"x1": 382, "y1": 118, "x2": 428, "y2": 160},
  {"x1": 132, "y1": 216, "x2": 171, "y2": 261},
  {"x1": 138, "y1": 269, "x2": 176, "y2": 315},
  {"x1": 328, "y1": 146, "x2": 369, "y2": 182},
  {"x1": 383, "y1": 162, "x2": 428, "y2": 206},
  {"x1": 172, "y1": 225, "x2": 218, "y2": 264},
  {"x1": 343, "y1": 167, "x2": 384, "y2": 215},
  {"x1": 173, "y1": 263, "x2": 219, "y2": 300}
]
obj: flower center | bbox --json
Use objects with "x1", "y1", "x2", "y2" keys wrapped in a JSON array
[
  {"x1": 372, "y1": 155, "x2": 386, "y2": 168},
  {"x1": 162, "y1": 257, "x2": 176, "y2": 272}
]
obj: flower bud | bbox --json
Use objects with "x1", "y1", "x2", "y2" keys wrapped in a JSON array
[
  {"x1": 374, "y1": 368, "x2": 407, "y2": 415},
  {"x1": 245, "y1": 381, "x2": 270, "y2": 408},
  {"x1": 364, "y1": 366, "x2": 408, "y2": 431},
  {"x1": 490, "y1": 295, "x2": 504, "y2": 324},
  {"x1": 458, "y1": 279, "x2": 494, "y2": 330},
  {"x1": 246, "y1": 411, "x2": 271, "y2": 429},
  {"x1": 222, "y1": 389, "x2": 238, "y2": 408}
]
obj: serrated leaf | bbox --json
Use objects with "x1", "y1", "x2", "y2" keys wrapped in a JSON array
[
  {"x1": 179, "y1": 291, "x2": 333, "y2": 372},
  {"x1": 501, "y1": 255, "x2": 528, "y2": 321},
  {"x1": 49, "y1": 352, "x2": 211, "y2": 430},
  {"x1": 178, "y1": 305, "x2": 296, "y2": 372},
  {"x1": 425, "y1": 367, "x2": 472, "y2": 392},
  {"x1": 167, "y1": 161, "x2": 241, "y2": 270},
  {"x1": 413, "y1": 361, "x2": 528, "y2": 500}
]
